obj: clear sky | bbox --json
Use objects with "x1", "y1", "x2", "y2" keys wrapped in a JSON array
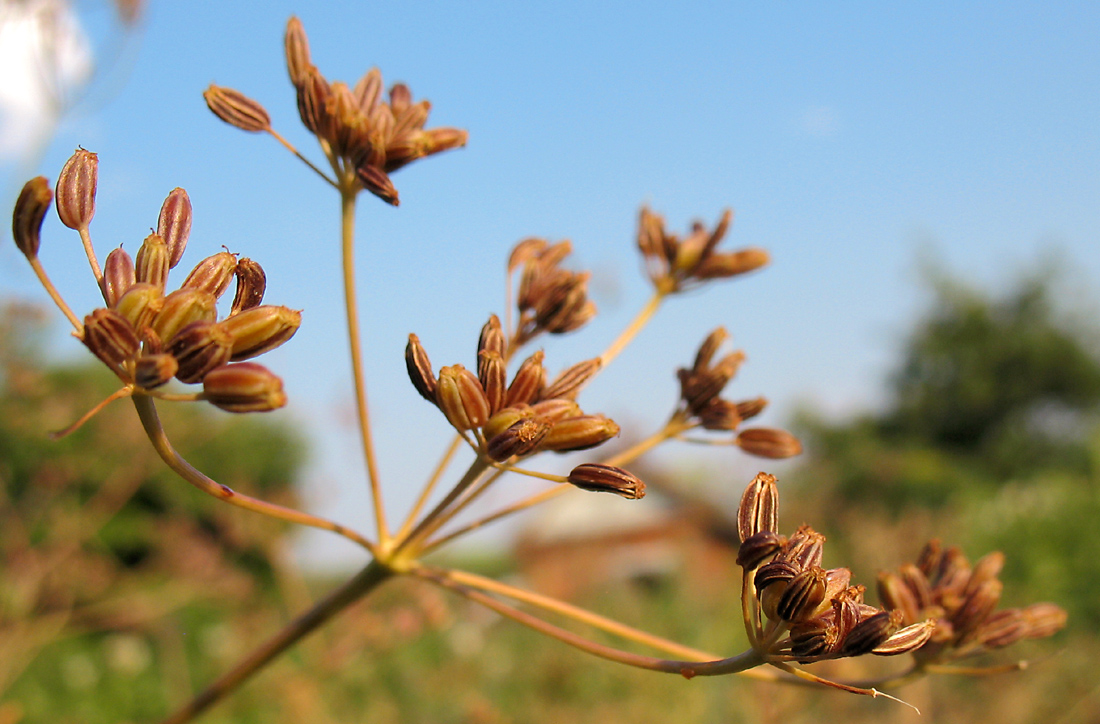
[{"x1": 2, "y1": 1, "x2": 1099, "y2": 566}]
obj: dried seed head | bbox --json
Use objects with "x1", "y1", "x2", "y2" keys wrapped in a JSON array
[
  {"x1": 841, "y1": 610, "x2": 903, "y2": 656},
  {"x1": 405, "y1": 334, "x2": 437, "y2": 402},
  {"x1": 486, "y1": 418, "x2": 550, "y2": 461},
  {"x1": 737, "y1": 472, "x2": 779, "y2": 543},
  {"x1": 478, "y1": 315, "x2": 505, "y2": 359},
  {"x1": 102, "y1": 247, "x2": 135, "y2": 307},
  {"x1": 204, "y1": 85, "x2": 271, "y2": 133},
  {"x1": 113, "y1": 282, "x2": 164, "y2": 331},
  {"x1": 203, "y1": 362, "x2": 287, "y2": 412},
  {"x1": 296, "y1": 65, "x2": 330, "y2": 136},
  {"x1": 776, "y1": 567, "x2": 828, "y2": 623},
  {"x1": 436, "y1": 365, "x2": 491, "y2": 431},
  {"x1": 182, "y1": 250, "x2": 238, "y2": 300},
  {"x1": 692, "y1": 327, "x2": 730, "y2": 374},
  {"x1": 696, "y1": 399, "x2": 743, "y2": 431},
  {"x1": 483, "y1": 406, "x2": 534, "y2": 441},
  {"x1": 352, "y1": 67, "x2": 383, "y2": 113},
  {"x1": 1020, "y1": 602, "x2": 1067, "y2": 640},
  {"x1": 135, "y1": 233, "x2": 170, "y2": 291},
  {"x1": 693, "y1": 248, "x2": 770, "y2": 280},
  {"x1": 508, "y1": 237, "x2": 548, "y2": 274},
  {"x1": 218, "y1": 305, "x2": 301, "y2": 361},
  {"x1": 953, "y1": 579, "x2": 1003, "y2": 641},
  {"x1": 539, "y1": 415, "x2": 620, "y2": 452},
  {"x1": 505, "y1": 350, "x2": 546, "y2": 407},
  {"x1": 152, "y1": 288, "x2": 217, "y2": 343},
  {"x1": 55, "y1": 149, "x2": 98, "y2": 230},
  {"x1": 134, "y1": 353, "x2": 179, "y2": 389},
  {"x1": 12, "y1": 176, "x2": 52, "y2": 258},
  {"x1": 284, "y1": 16, "x2": 312, "y2": 87},
  {"x1": 231, "y1": 258, "x2": 267, "y2": 314},
  {"x1": 877, "y1": 570, "x2": 922, "y2": 625},
  {"x1": 790, "y1": 620, "x2": 836, "y2": 661},
  {"x1": 82, "y1": 308, "x2": 139, "y2": 370},
  {"x1": 779, "y1": 525, "x2": 826, "y2": 571},
  {"x1": 157, "y1": 188, "x2": 192, "y2": 269},
  {"x1": 478, "y1": 350, "x2": 507, "y2": 414},
  {"x1": 567, "y1": 464, "x2": 645, "y2": 500},
  {"x1": 735, "y1": 427, "x2": 803, "y2": 459},
  {"x1": 167, "y1": 321, "x2": 234, "y2": 384},
  {"x1": 356, "y1": 163, "x2": 399, "y2": 206},
  {"x1": 530, "y1": 398, "x2": 583, "y2": 424},
  {"x1": 871, "y1": 619, "x2": 937, "y2": 656},
  {"x1": 736, "y1": 530, "x2": 784, "y2": 570},
  {"x1": 735, "y1": 396, "x2": 768, "y2": 421},
  {"x1": 542, "y1": 358, "x2": 602, "y2": 401}
]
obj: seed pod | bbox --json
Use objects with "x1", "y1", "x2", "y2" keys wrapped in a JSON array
[
  {"x1": 135, "y1": 233, "x2": 170, "y2": 291},
  {"x1": 203, "y1": 85, "x2": 271, "y2": 132},
  {"x1": 102, "y1": 247, "x2": 135, "y2": 307},
  {"x1": 218, "y1": 305, "x2": 301, "y2": 361},
  {"x1": 504, "y1": 351, "x2": 545, "y2": 407},
  {"x1": 168, "y1": 321, "x2": 234, "y2": 384},
  {"x1": 777, "y1": 567, "x2": 828, "y2": 623},
  {"x1": 483, "y1": 406, "x2": 534, "y2": 441},
  {"x1": 737, "y1": 472, "x2": 779, "y2": 543},
  {"x1": 542, "y1": 357, "x2": 602, "y2": 401},
  {"x1": 539, "y1": 415, "x2": 619, "y2": 452},
  {"x1": 486, "y1": 418, "x2": 550, "y2": 461},
  {"x1": 696, "y1": 399, "x2": 743, "y2": 431},
  {"x1": 152, "y1": 288, "x2": 217, "y2": 343},
  {"x1": 114, "y1": 282, "x2": 164, "y2": 331},
  {"x1": 755, "y1": 560, "x2": 798, "y2": 621},
  {"x1": 356, "y1": 163, "x2": 399, "y2": 206},
  {"x1": 352, "y1": 67, "x2": 383, "y2": 113},
  {"x1": 823, "y1": 568, "x2": 853, "y2": 604},
  {"x1": 954, "y1": 579, "x2": 1003, "y2": 641},
  {"x1": 693, "y1": 248, "x2": 770, "y2": 280},
  {"x1": 841, "y1": 610, "x2": 903, "y2": 657},
  {"x1": 873, "y1": 619, "x2": 937, "y2": 656},
  {"x1": 779, "y1": 525, "x2": 826, "y2": 571},
  {"x1": 296, "y1": 65, "x2": 330, "y2": 136},
  {"x1": 12, "y1": 176, "x2": 52, "y2": 258},
  {"x1": 735, "y1": 397, "x2": 768, "y2": 421},
  {"x1": 55, "y1": 148, "x2": 97, "y2": 230},
  {"x1": 478, "y1": 350, "x2": 507, "y2": 414},
  {"x1": 157, "y1": 188, "x2": 192, "y2": 268},
  {"x1": 692, "y1": 327, "x2": 729, "y2": 374},
  {"x1": 1020, "y1": 602, "x2": 1067, "y2": 640},
  {"x1": 877, "y1": 571, "x2": 922, "y2": 625},
  {"x1": 284, "y1": 16, "x2": 312, "y2": 86},
  {"x1": 790, "y1": 620, "x2": 836, "y2": 661},
  {"x1": 735, "y1": 427, "x2": 803, "y2": 459},
  {"x1": 182, "y1": 250, "x2": 238, "y2": 300},
  {"x1": 736, "y1": 530, "x2": 783, "y2": 570},
  {"x1": 567, "y1": 464, "x2": 645, "y2": 500},
  {"x1": 134, "y1": 353, "x2": 179, "y2": 389},
  {"x1": 529, "y1": 398, "x2": 582, "y2": 424},
  {"x1": 478, "y1": 315, "x2": 505, "y2": 360},
  {"x1": 436, "y1": 365, "x2": 491, "y2": 431},
  {"x1": 507, "y1": 237, "x2": 548, "y2": 275},
  {"x1": 231, "y1": 258, "x2": 267, "y2": 314},
  {"x1": 420, "y1": 127, "x2": 468, "y2": 155},
  {"x1": 405, "y1": 334, "x2": 436, "y2": 402},
  {"x1": 82, "y1": 308, "x2": 138, "y2": 370},
  {"x1": 898, "y1": 564, "x2": 933, "y2": 611},
  {"x1": 203, "y1": 362, "x2": 287, "y2": 413}
]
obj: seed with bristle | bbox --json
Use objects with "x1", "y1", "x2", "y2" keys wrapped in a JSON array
[
  {"x1": 12, "y1": 176, "x2": 52, "y2": 258},
  {"x1": 152, "y1": 288, "x2": 217, "y2": 343},
  {"x1": 102, "y1": 248, "x2": 135, "y2": 307},
  {"x1": 436, "y1": 365, "x2": 490, "y2": 431},
  {"x1": 693, "y1": 248, "x2": 770, "y2": 279},
  {"x1": 113, "y1": 283, "x2": 164, "y2": 331},
  {"x1": 542, "y1": 358, "x2": 602, "y2": 401},
  {"x1": 736, "y1": 530, "x2": 783, "y2": 570},
  {"x1": 284, "y1": 16, "x2": 312, "y2": 87},
  {"x1": 841, "y1": 610, "x2": 903, "y2": 656},
  {"x1": 872, "y1": 619, "x2": 937, "y2": 656},
  {"x1": 487, "y1": 418, "x2": 550, "y2": 461},
  {"x1": 82, "y1": 308, "x2": 138, "y2": 370},
  {"x1": 219, "y1": 305, "x2": 301, "y2": 361},
  {"x1": 135, "y1": 233, "x2": 170, "y2": 291},
  {"x1": 737, "y1": 472, "x2": 779, "y2": 543},
  {"x1": 231, "y1": 258, "x2": 267, "y2": 314},
  {"x1": 182, "y1": 251, "x2": 238, "y2": 300},
  {"x1": 478, "y1": 350, "x2": 507, "y2": 414},
  {"x1": 539, "y1": 415, "x2": 619, "y2": 452},
  {"x1": 168, "y1": 321, "x2": 234, "y2": 384},
  {"x1": 505, "y1": 351, "x2": 545, "y2": 407},
  {"x1": 776, "y1": 567, "x2": 827, "y2": 622},
  {"x1": 55, "y1": 149, "x2": 98, "y2": 230},
  {"x1": 134, "y1": 353, "x2": 178, "y2": 389},
  {"x1": 405, "y1": 334, "x2": 436, "y2": 402}
]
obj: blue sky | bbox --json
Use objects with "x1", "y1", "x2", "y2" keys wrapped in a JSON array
[{"x1": 2, "y1": 1, "x2": 1098, "y2": 565}]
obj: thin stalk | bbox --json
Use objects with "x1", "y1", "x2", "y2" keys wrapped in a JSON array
[
  {"x1": 28, "y1": 256, "x2": 81, "y2": 330},
  {"x1": 411, "y1": 468, "x2": 505, "y2": 547},
  {"x1": 267, "y1": 127, "x2": 339, "y2": 189},
  {"x1": 395, "y1": 434, "x2": 463, "y2": 541},
  {"x1": 397, "y1": 457, "x2": 492, "y2": 554},
  {"x1": 159, "y1": 561, "x2": 391, "y2": 724},
  {"x1": 422, "y1": 566, "x2": 718, "y2": 661},
  {"x1": 339, "y1": 186, "x2": 388, "y2": 544},
  {"x1": 599, "y1": 290, "x2": 665, "y2": 368},
  {"x1": 767, "y1": 661, "x2": 919, "y2": 711},
  {"x1": 423, "y1": 570, "x2": 764, "y2": 676},
  {"x1": 740, "y1": 570, "x2": 759, "y2": 648},
  {"x1": 78, "y1": 226, "x2": 103, "y2": 284},
  {"x1": 421, "y1": 485, "x2": 562, "y2": 554},
  {"x1": 132, "y1": 395, "x2": 377, "y2": 555},
  {"x1": 49, "y1": 385, "x2": 133, "y2": 439}
]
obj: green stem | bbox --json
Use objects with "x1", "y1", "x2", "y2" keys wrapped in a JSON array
[{"x1": 159, "y1": 561, "x2": 391, "y2": 724}]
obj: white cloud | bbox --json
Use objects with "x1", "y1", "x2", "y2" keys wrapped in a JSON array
[{"x1": 0, "y1": 0, "x2": 92, "y2": 159}]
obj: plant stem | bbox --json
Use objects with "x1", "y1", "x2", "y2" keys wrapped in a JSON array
[
  {"x1": 267, "y1": 128, "x2": 339, "y2": 188},
  {"x1": 28, "y1": 257, "x2": 82, "y2": 331},
  {"x1": 397, "y1": 457, "x2": 492, "y2": 554},
  {"x1": 339, "y1": 186, "x2": 389, "y2": 545},
  {"x1": 599, "y1": 290, "x2": 664, "y2": 368},
  {"x1": 395, "y1": 434, "x2": 463, "y2": 541},
  {"x1": 132, "y1": 395, "x2": 377, "y2": 555},
  {"x1": 159, "y1": 560, "x2": 391, "y2": 724},
  {"x1": 422, "y1": 566, "x2": 719, "y2": 661},
  {"x1": 78, "y1": 226, "x2": 103, "y2": 285}
]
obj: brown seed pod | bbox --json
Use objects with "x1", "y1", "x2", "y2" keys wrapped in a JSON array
[
  {"x1": 12, "y1": 176, "x2": 52, "y2": 258},
  {"x1": 55, "y1": 149, "x2": 98, "y2": 230},
  {"x1": 566, "y1": 464, "x2": 645, "y2": 500},
  {"x1": 204, "y1": 85, "x2": 271, "y2": 133}
]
